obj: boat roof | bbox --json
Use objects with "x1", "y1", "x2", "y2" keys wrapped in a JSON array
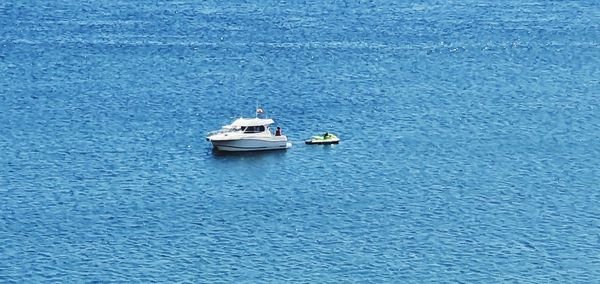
[{"x1": 227, "y1": 117, "x2": 275, "y2": 127}]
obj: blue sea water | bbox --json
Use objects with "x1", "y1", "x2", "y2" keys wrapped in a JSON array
[{"x1": 1, "y1": 0, "x2": 600, "y2": 282}]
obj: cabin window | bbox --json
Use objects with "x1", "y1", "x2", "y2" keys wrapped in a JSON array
[{"x1": 243, "y1": 126, "x2": 265, "y2": 133}]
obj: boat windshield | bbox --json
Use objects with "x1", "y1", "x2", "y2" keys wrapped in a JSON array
[
  {"x1": 209, "y1": 122, "x2": 270, "y2": 136},
  {"x1": 242, "y1": 125, "x2": 266, "y2": 133},
  {"x1": 213, "y1": 126, "x2": 242, "y2": 134}
]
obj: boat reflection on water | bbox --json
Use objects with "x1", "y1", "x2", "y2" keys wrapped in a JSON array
[{"x1": 209, "y1": 146, "x2": 288, "y2": 159}]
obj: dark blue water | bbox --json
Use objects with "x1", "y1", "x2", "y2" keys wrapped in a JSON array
[{"x1": 2, "y1": 1, "x2": 600, "y2": 282}]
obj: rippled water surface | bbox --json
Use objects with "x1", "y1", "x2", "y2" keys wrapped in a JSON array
[{"x1": 1, "y1": 1, "x2": 600, "y2": 282}]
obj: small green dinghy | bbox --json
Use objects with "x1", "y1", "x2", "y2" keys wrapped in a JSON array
[{"x1": 305, "y1": 133, "x2": 340, "y2": 145}]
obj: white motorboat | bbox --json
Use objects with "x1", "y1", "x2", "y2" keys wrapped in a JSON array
[{"x1": 206, "y1": 116, "x2": 291, "y2": 152}]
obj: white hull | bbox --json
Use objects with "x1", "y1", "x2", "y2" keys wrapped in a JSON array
[
  {"x1": 211, "y1": 138, "x2": 290, "y2": 152},
  {"x1": 305, "y1": 137, "x2": 339, "y2": 145}
]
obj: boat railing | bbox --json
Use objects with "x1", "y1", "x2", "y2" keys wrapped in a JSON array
[{"x1": 207, "y1": 126, "x2": 243, "y2": 137}]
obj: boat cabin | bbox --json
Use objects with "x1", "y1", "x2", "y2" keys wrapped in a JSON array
[{"x1": 222, "y1": 117, "x2": 274, "y2": 134}]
